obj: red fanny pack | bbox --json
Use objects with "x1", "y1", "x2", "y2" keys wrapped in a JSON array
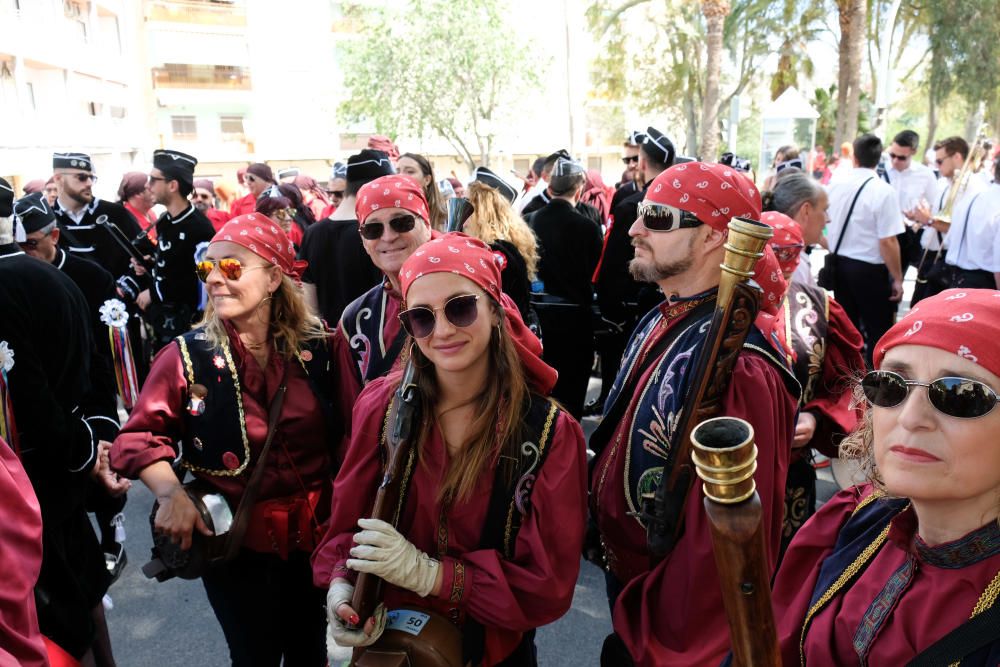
[{"x1": 243, "y1": 486, "x2": 327, "y2": 559}]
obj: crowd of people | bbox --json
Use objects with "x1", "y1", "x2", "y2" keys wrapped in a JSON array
[{"x1": 0, "y1": 121, "x2": 999, "y2": 667}]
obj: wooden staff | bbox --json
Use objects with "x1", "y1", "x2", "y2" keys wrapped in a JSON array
[{"x1": 691, "y1": 417, "x2": 780, "y2": 667}]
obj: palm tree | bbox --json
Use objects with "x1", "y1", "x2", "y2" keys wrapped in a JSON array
[
  {"x1": 700, "y1": 0, "x2": 731, "y2": 161},
  {"x1": 834, "y1": 0, "x2": 866, "y2": 147}
]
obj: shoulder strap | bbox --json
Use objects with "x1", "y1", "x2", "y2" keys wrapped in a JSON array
[
  {"x1": 588, "y1": 298, "x2": 716, "y2": 463},
  {"x1": 219, "y1": 363, "x2": 289, "y2": 561},
  {"x1": 831, "y1": 176, "x2": 875, "y2": 256},
  {"x1": 906, "y1": 603, "x2": 1000, "y2": 667}
]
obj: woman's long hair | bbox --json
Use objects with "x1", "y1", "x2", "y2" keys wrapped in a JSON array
[
  {"x1": 198, "y1": 273, "x2": 326, "y2": 356},
  {"x1": 404, "y1": 304, "x2": 531, "y2": 505},
  {"x1": 465, "y1": 181, "x2": 540, "y2": 279},
  {"x1": 399, "y1": 152, "x2": 446, "y2": 231}
]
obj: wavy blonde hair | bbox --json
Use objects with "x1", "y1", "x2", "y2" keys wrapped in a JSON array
[
  {"x1": 838, "y1": 379, "x2": 886, "y2": 491},
  {"x1": 465, "y1": 181, "x2": 540, "y2": 279},
  {"x1": 197, "y1": 272, "x2": 327, "y2": 356}
]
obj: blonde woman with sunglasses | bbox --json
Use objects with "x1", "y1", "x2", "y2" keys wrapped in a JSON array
[
  {"x1": 772, "y1": 289, "x2": 1000, "y2": 666},
  {"x1": 111, "y1": 214, "x2": 339, "y2": 666}
]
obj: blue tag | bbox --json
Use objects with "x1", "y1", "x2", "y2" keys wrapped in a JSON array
[{"x1": 385, "y1": 609, "x2": 431, "y2": 637}]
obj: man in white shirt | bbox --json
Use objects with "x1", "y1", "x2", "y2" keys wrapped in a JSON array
[
  {"x1": 824, "y1": 134, "x2": 905, "y2": 365},
  {"x1": 883, "y1": 130, "x2": 937, "y2": 271},
  {"x1": 905, "y1": 136, "x2": 987, "y2": 302},
  {"x1": 943, "y1": 153, "x2": 1000, "y2": 289}
]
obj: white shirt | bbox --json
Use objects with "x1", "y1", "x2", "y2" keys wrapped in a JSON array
[
  {"x1": 887, "y1": 162, "x2": 937, "y2": 218},
  {"x1": 946, "y1": 182, "x2": 1000, "y2": 272},
  {"x1": 791, "y1": 253, "x2": 816, "y2": 287},
  {"x1": 824, "y1": 168, "x2": 904, "y2": 265}
]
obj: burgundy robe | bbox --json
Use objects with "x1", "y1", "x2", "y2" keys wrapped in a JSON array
[
  {"x1": 111, "y1": 326, "x2": 338, "y2": 527},
  {"x1": 312, "y1": 375, "x2": 588, "y2": 665},
  {"x1": 0, "y1": 437, "x2": 47, "y2": 667},
  {"x1": 592, "y1": 299, "x2": 798, "y2": 666},
  {"x1": 774, "y1": 484, "x2": 1000, "y2": 665}
]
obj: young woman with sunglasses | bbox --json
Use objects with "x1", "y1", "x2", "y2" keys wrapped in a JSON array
[
  {"x1": 314, "y1": 233, "x2": 588, "y2": 666},
  {"x1": 397, "y1": 152, "x2": 447, "y2": 231},
  {"x1": 762, "y1": 211, "x2": 866, "y2": 554},
  {"x1": 111, "y1": 214, "x2": 340, "y2": 666},
  {"x1": 772, "y1": 289, "x2": 1000, "y2": 665}
]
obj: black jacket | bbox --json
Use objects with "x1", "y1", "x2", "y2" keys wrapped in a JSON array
[
  {"x1": 530, "y1": 199, "x2": 603, "y2": 307},
  {"x1": 54, "y1": 197, "x2": 142, "y2": 281}
]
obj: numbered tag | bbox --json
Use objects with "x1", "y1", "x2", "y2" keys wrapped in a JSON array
[{"x1": 385, "y1": 609, "x2": 430, "y2": 637}]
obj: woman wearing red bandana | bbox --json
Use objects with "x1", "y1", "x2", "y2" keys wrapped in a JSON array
[
  {"x1": 773, "y1": 289, "x2": 1000, "y2": 666},
  {"x1": 313, "y1": 233, "x2": 587, "y2": 666},
  {"x1": 763, "y1": 211, "x2": 866, "y2": 553},
  {"x1": 588, "y1": 162, "x2": 800, "y2": 666},
  {"x1": 111, "y1": 215, "x2": 341, "y2": 666}
]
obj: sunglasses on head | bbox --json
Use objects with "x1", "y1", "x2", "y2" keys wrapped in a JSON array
[
  {"x1": 861, "y1": 370, "x2": 999, "y2": 419},
  {"x1": 622, "y1": 156, "x2": 639, "y2": 165},
  {"x1": 771, "y1": 243, "x2": 805, "y2": 263},
  {"x1": 360, "y1": 214, "x2": 417, "y2": 240},
  {"x1": 398, "y1": 294, "x2": 480, "y2": 339},
  {"x1": 637, "y1": 202, "x2": 704, "y2": 233},
  {"x1": 195, "y1": 258, "x2": 269, "y2": 283}
]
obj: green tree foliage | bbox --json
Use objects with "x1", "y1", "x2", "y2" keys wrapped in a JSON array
[
  {"x1": 337, "y1": 0, "x2": 537, "y2": 170},
  {"x1": 811, "y1": 84, "x2": 871, "y2": 154}
]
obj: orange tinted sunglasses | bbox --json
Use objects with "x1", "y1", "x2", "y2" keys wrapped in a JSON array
[{"x1": 196, "y1": 258, "x2": 268, "y2": 282}]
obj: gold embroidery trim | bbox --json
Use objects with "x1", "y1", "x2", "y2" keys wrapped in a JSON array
[
  {"x1": 502, "y1": 400, "x2": 558, "y2": 558},
  {"x1": 450, "y1": 561, "x2": 466, "y2": 603},
  {"x1": 180, "y1": 337, "x2": 252, "y2": 477},
  {"x1": 799, "y1": 522, "x2": 891, "y2": 666}
]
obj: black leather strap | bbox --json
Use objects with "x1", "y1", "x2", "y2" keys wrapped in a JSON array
[
  {"x1": 830, "y1": 176, "x2": 875, "y2": 257},
  {"x1": 906, "y1": 603, "x2": 1000, "y2": 667}
]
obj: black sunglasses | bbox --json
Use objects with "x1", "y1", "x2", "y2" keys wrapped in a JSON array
[
  {"x1": 637, "y1": 202, "x2": 704, "y2": 232},
  {"x1": 18, "y1": 239, "x2": 42, "y2": 249},
  {"x1": 622, "y1": 156, "x2": 639, "y2": 165},
  {"x1": 360, "y1": 214, "x2": 417, "y2": 240},
  {"x1": 861, "y1": 370, "x2": 999, "y2": 419},
  {"x1": 72, "y1": 173, "x2": 97, "y2": 183},
  {"x1": 888, "y1": 152, "x2": 911, "y2": 162},
  {"x1": 398, "y1": 294, "x2": 480, "y2": 339}
]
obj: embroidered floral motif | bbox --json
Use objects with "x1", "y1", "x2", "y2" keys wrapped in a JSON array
[
  {"x1": 514, "y1": 441, "x2": 543, "y2": 514},
  {"x1": 348, "y1": 306, "x2": 374, "y2": 379}
]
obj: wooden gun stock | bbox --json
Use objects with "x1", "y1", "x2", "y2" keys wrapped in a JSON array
[
  {"x1": 692, "y1": 417, "x2": 780, "y2": 667},
  {"x1": 349, "y1": 360, "x2": 420, "y2": 629}
]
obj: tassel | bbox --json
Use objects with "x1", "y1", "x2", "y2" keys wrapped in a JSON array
[{"x1": 111, "y1": 512, "x2": 126, "y2": 543}]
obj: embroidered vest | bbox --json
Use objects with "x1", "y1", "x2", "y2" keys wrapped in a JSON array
[
  {"x1": 340, "y1": 286, "x2": 406, "y2": 387},
  {"x1": 784, "y1": 282, "x2": 830, "y2": 406},
  {"x1": 174, "y1": 328, "x2": 335, "y2": 476},
  {"x1": 800, "y1": 494, "x2": 1000, "y2": 666}
]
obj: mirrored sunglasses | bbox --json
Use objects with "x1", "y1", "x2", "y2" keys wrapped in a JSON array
[
  {"x1": 360, "y1": 214, "x2": 417, "y2": 240},
  {"x1": 861, "y1": 370, "x2": 999, "y2": 419},
  {"x1": 771, "y1": 243, "x2": 805, "y2": 263},
  {"x1": 196, "y1": 258, "x2": 268, "y2": 283},
  {"x1": 398, "y1": 294, "x2": 480, "y2": 339},
  {"x1": 637, "y1": 202, "x2": 704, "y2": 233}
]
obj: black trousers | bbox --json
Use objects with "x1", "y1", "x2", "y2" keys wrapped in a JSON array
[
  {"x1": 202, "y1": 549, "x2": 326, "y2": 667},
  {"x1": 950, "y1": 267, "x2": 996, "y2": 289},
  {"x1": 536, "y1": 304, "x2": 593, "y2": 420},
  {"x1": 832, "y1": 256, "x2": 896, "y2": 367}
]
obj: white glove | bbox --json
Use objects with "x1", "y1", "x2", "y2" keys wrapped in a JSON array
[
  {"x1": 325, "y1": 580, "x2": 386, "y2": 651},
  {"x1": 347, "y1": 518, "x2": 441, "y2": 598}
]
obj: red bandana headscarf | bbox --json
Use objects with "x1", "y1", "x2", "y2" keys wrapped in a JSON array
[
  {"x1": 356, "y1": 175, "x2": 431, "y2": 227},
  {"x1": 873, "y1": 289, "x2": 1000, "y2": 376},
  {"x1": 211, "y1": 214, "x2": 308, "y2": 281},
  {"x1": 761, "y1": 211, "x2": 804, "y2": 276},
  {"x1": 399, "y1": 232, "x2": 558, "y2": 394},
  {"x1": 753, "y1": 244, "x2": 787, "y2": 316},
  {"x1": 367, "y1": 135, "x2": 400, "y2": 162},
  {"x1": 645, "y1": 161, "x2": 762, "y2": 230}
]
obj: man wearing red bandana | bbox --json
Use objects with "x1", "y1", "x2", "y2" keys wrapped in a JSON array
[
  {"x1": 588, "y1": 162, "x2": 799, "y2": 666},
  {"x1": 332, "y1": 175, "x2": 434, "y2": 433}
]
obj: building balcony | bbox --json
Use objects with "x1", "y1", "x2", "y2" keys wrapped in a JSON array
[
  {"x1": 146, "y1": 0, "x2": 246, "y2": 27},
  {"x1": 152, "y1": 64, "x2": 251, "y2": 90}
]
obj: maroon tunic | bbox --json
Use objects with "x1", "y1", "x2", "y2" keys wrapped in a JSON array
[
  {"x1": 0, "y1": 437, "x2": 47, "y2": 667},
  {"x1": 312, "y1": 375, "x2": 588, "y2": 665},
  {"x1": 592, "y1": 301, "x2": 798, "y2": 666},
  {"x1": 111, "y1": 327, "x2": 338, "y2": 546},
  {"x1": 774, "y1": 484, "x2": 1000, "y2": 666}
]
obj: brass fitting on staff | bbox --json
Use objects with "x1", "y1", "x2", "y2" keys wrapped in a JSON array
[{"x1": 691, "y1": 417, "x2": 757, "y2": 504}]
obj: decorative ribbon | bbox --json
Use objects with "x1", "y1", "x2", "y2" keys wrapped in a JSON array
[{"x1": 100, "y1": 300, "x2": 140, "y2": 411}]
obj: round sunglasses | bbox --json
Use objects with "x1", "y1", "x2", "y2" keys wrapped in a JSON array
[
  {"x1": 637, "y1": 202, "x2": 704, "y2": 233},
  {"x1": 360, "y1": 214, "x2": 417, "y2": 241},
  {"x1": 861, "y1": 370, "x2": 999, "y2": 419},
  {"x1": 398, "y1": 294, "x2": 480, "y2": 339},
  {"x1": 196, "y1": 258, "x2": 269, "y2": 283}
]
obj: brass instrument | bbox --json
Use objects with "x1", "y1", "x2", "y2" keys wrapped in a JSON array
[
  {"x1": 935, "y1": 128, "x2": 991, "y2": 226},
  {"x1": 444, "y1": 197, "x2": 474, "y2": 232},
  {"x1": 645, "y1": 216, "x2": 774, "y2": 557},
  {"x1": 692, "y1": 417, "x2": 781, "y2": 667}
]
